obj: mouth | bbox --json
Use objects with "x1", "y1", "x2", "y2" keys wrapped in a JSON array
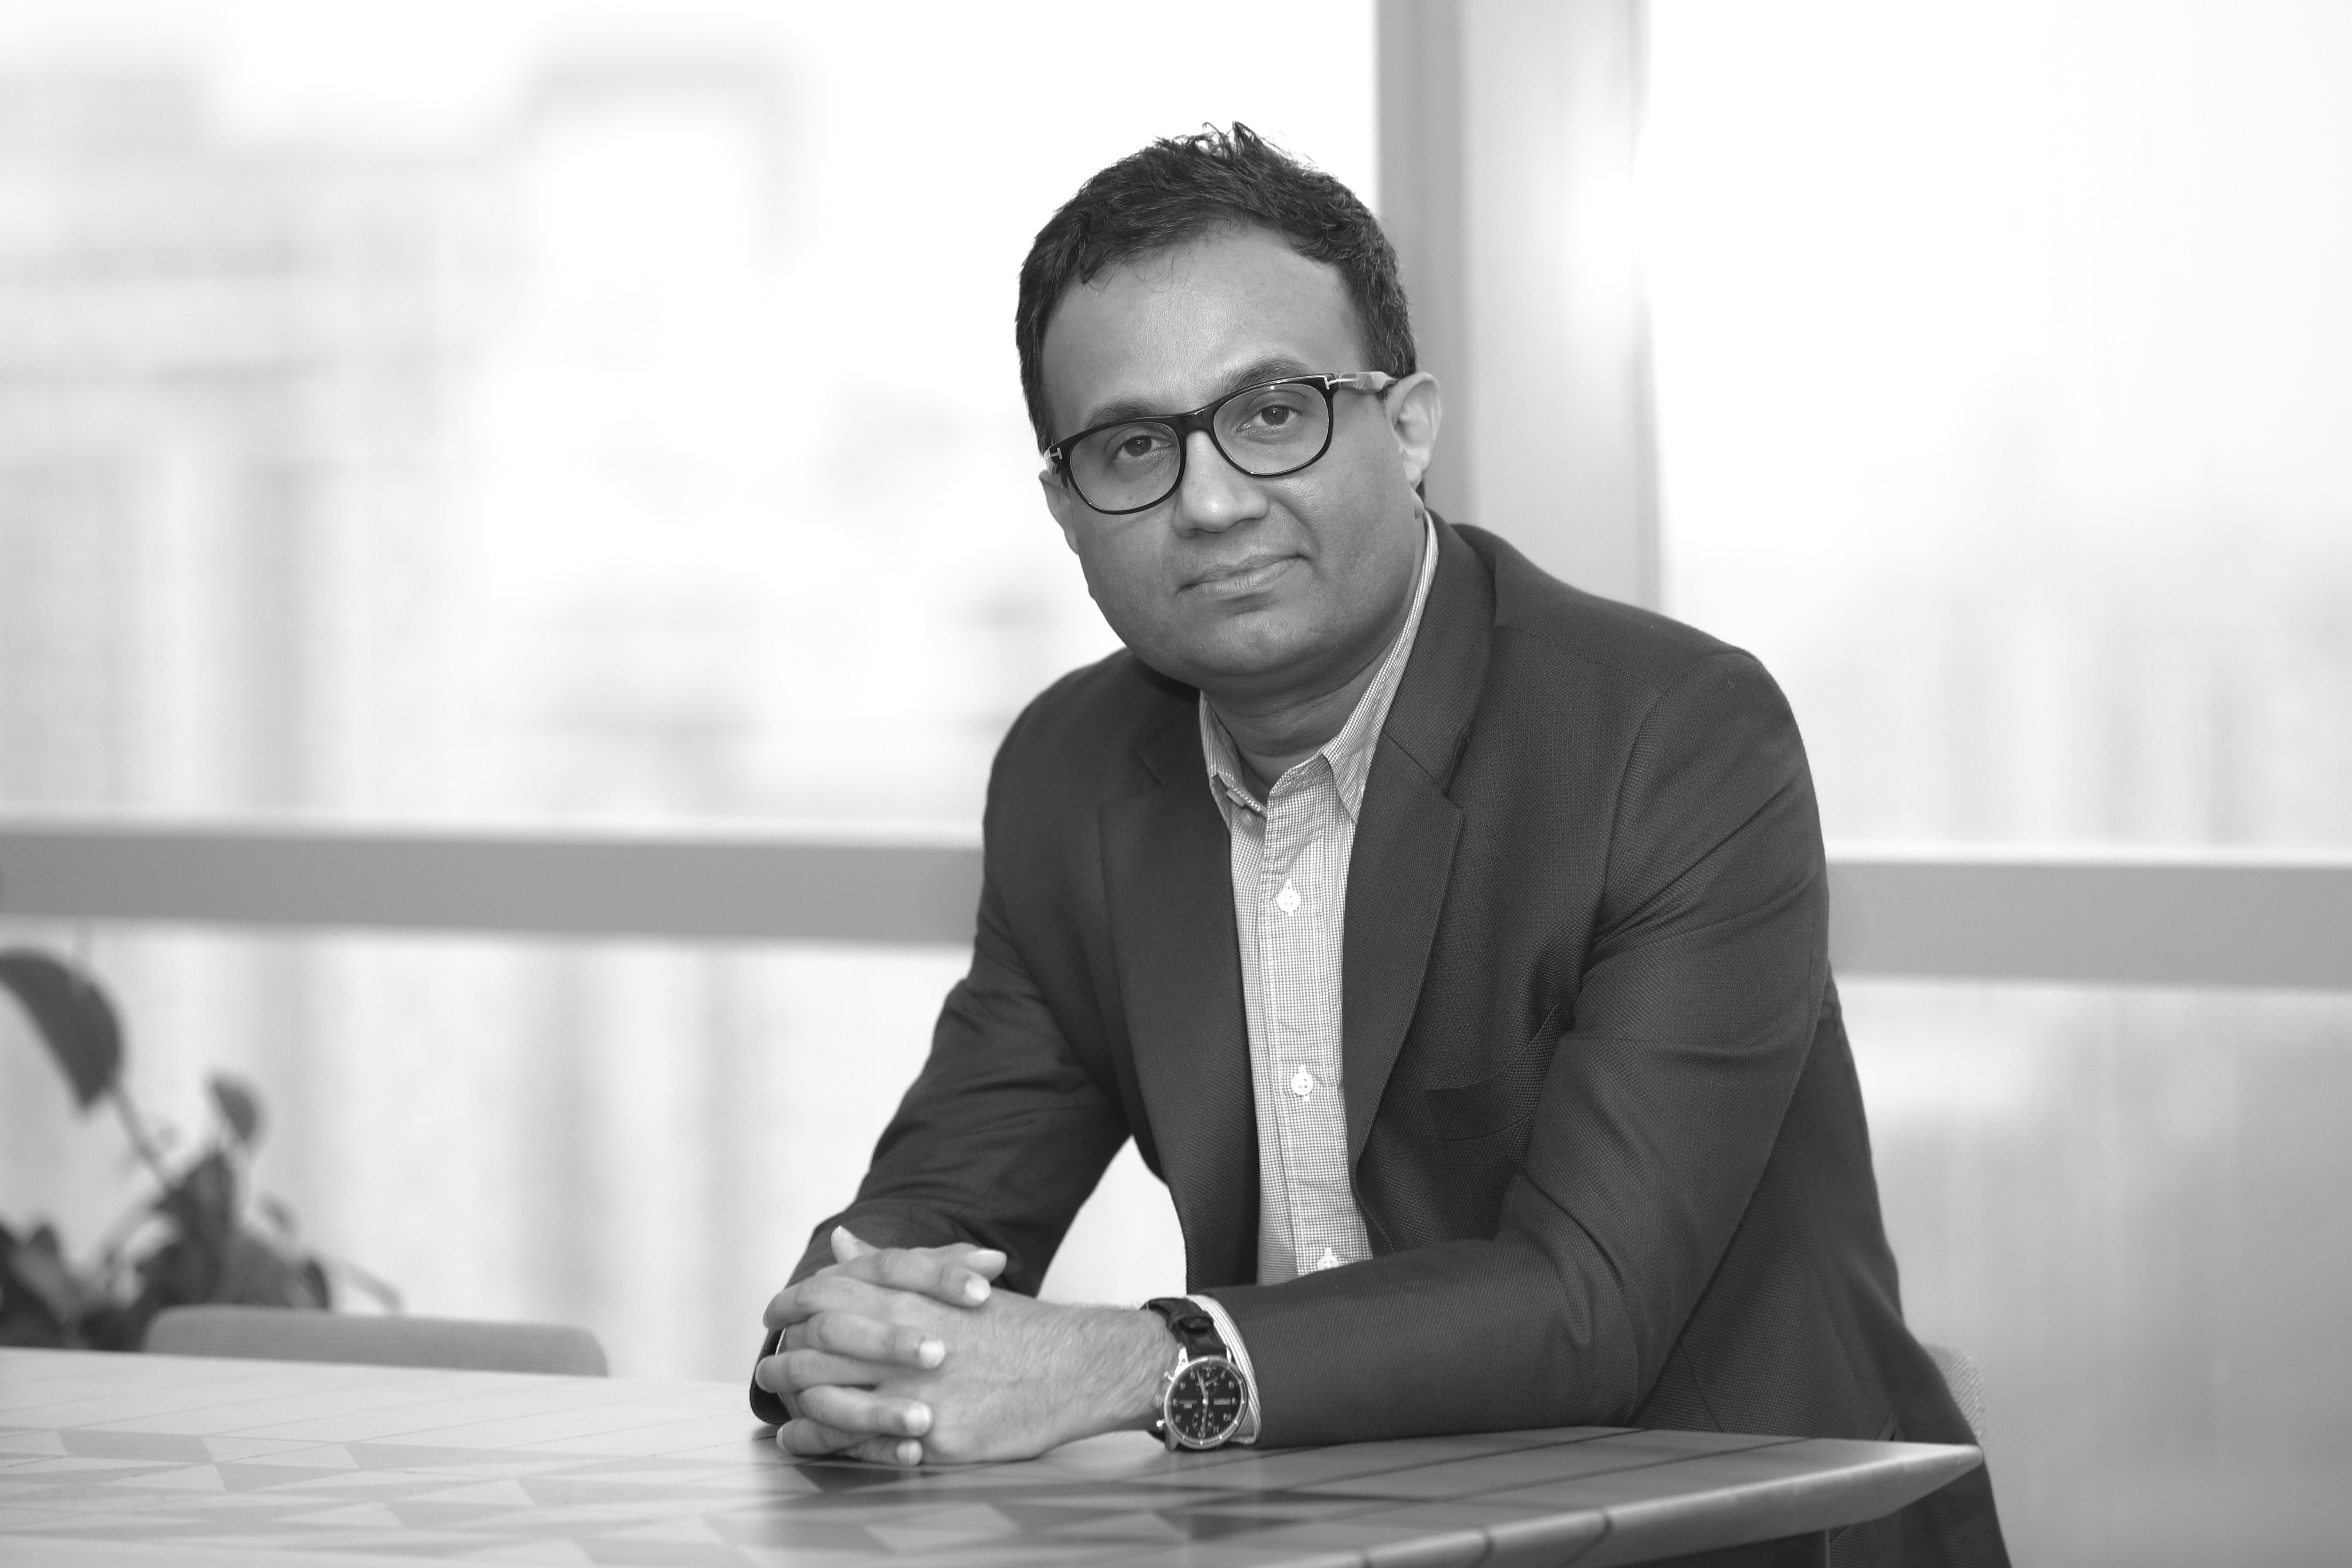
[{"x1": 1184, "y1": 554, "x2": 1298, "y2": 598}]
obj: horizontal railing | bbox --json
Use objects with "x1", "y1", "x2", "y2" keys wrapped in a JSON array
[
  {"x1": 1, "y1": 821, "x2": 2347, "y2": 990},
  {"x1": 0, "y1": 822, "x2": 984, "y2": 946},
  {"x1": 1823, "y1": 847, "x2": 2350, "y2": 990}
]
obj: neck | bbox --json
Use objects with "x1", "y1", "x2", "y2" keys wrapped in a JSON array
[
  {"x1": 1200, "y1": 510, "x2": 1432, "y2": 797},
  {"x1": 1205, "y1": 539, "x2": 1423, "y2": 795},
  {"x1": 1207, "y1": 645, "x2": 1393, "y2": 798}
]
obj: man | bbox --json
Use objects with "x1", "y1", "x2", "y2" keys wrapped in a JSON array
[{"x1": 750, "y1": 125, "x2": 2007, "y2": 1565}]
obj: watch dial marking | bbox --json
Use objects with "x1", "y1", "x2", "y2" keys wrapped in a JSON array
[{"x1": 1170, "y1": 1361, "x2": 1247, "y2": 1443}]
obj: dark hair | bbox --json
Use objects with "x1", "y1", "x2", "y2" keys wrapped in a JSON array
[{"x1": 1015, "y1": 122, "x2": 1416, "y2": 449}]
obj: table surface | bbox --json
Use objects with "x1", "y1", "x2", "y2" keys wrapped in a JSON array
[{"x1": 0, "y1": 1348, "x2": 1978, "y2": 1568}]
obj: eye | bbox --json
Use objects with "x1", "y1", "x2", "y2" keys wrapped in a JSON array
[
  {"x1": 1234, "y1": 400, "x2": 1299, "y2": 434},
  {"x1": 1223, "y1": 384, "x2": 1324, "y2": 445},
  {"x1": 1091, "y1": 424, "x2": 1176, "y2": 469}
]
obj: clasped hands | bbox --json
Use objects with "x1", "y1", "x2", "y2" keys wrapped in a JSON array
[{"x1": 755, "y1": 1227, "x2": 1172, "y2": 1466}]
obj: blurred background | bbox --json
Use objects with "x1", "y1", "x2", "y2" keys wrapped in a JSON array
[{"x1": 0, "y1": 2, "x2": 2345, "y2": 1562}]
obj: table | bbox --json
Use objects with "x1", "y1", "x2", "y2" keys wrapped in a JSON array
[{"x1": 0, "y1": 1348, "x2": 1978, "y2": 1567}]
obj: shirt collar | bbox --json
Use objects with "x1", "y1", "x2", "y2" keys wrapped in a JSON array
[{"x1": 1198, "y1": 515, "x2": 1442, "y2": 822}]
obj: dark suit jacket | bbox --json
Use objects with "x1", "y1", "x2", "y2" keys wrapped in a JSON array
[{"x1": 752, "y1": 521, "x2": 2007, "y2": 1566}]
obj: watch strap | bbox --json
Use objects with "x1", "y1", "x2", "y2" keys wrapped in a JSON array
[{"x1": 1142, "y1": 1297, "x2": 1226, "y2": 1363}]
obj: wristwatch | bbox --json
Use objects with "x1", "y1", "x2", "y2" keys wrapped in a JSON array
[{"x1": 1142, "y1": 1297, "x2": 1248, "y2": 1451}]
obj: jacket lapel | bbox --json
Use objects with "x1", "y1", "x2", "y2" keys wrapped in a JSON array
[
  {"x1": 1101, "y1": 706, "x2": 1259, "y2": 1291},
  {"x1": 1342, "y1": 520, "x2": 1493, "y2": 1167}
]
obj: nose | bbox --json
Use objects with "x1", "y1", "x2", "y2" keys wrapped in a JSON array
[{"x1": 1170, "y1": 429, "x2": 1268, "y2": 535}]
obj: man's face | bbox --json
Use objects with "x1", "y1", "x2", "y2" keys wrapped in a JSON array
[{"x1": 1037, "y1": 227, "x2": 1439, "y2": 703}]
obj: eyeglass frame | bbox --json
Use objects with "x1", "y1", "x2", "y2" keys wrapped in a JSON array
[{"x1": 1042, "y1": 371, "x2": 1399, "y2": 517}]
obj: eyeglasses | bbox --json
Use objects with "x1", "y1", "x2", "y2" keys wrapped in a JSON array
[{"x1": 1044, "y1": 371, "x2": 1396, "y2": 516}]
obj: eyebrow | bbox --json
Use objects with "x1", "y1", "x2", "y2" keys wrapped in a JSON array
[{"x1": 1072, "y1": 354, "x2": 1320, "y2": 434}]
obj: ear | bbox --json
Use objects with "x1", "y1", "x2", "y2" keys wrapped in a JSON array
[
  {"x1": 1039, "y1": 466, "x2": 1086, "y2": 553},
  {"x1": 1382, "y1": 372, "x2": 1444, "y2": 491}
]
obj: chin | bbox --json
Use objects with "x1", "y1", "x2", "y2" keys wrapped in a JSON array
[{"x1": 1155, "y1": 614, "x2": 1322, "y2": 689}]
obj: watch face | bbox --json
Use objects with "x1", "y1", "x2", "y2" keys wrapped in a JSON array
[{"x1": 1167, "y1": 1358, "x2": 1247, "y2": 1446}]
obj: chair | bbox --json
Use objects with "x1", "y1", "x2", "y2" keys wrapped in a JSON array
[
  {"x1": 143, "y1": 1305, "x2": 608, "y2": 1377},
  {"x1": 1922, "y1": 1341, "x2": 1987, "y2": 1444}
]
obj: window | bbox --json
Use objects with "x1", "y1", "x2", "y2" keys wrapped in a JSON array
[
  {"x1": 0, "y1": 0, "x2": 1369, "y2": 1378},
  {"x1": 1644, "y1": 6, "x2": 2352, "y2": 1561},
  {"x1": 1645, "y1": 0, "x2": 2352, "y2": 849},
  {"x1": 0, "y1": 1, "x2": 1376, "y2": 831}
]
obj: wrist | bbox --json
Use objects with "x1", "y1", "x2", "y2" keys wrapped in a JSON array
[
  {"x1": 1028, "y1": 1302, "x2": 1183, "y2": 1447},
  {"x1": 1105, "y1": 1307, "x2": 1182, "y2": 1433},
  {"x1": 1086, "y1": 1307, "x2": 1185, "y2": 1439}
]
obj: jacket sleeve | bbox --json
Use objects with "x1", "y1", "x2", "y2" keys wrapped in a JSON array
[
  {"x1": 791, "y1": 865, "x2": 1132, "y2": 1293},
  {"x1": 747, "y1": 819, "x2": 1131, "y2": 1424},
  {"x1": 1210, "y1": 649, "x2": 1830, "y2": 1445}
]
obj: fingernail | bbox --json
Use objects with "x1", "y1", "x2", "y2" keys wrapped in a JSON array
[
  {"x1": 963, "y1": 1276, "x2": 991, "y2": 1303},
  {"x1": 917, "y1": 1338, "x2": 945, "y2": 1368},
  {"x1": 971, "y1": 1249, "x2": 1006, "y2": 1265},
  {"x1": 896, "y1": 1440, "x2": 920, "y2": 1466}
]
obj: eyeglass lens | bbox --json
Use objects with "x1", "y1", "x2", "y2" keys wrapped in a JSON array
[{"x1": 1067, "y1": 381, "x2": 1330, "y2": 513}]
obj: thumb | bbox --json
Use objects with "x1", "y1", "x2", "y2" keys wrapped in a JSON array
[{"x1": 831, "y1": 1226, "x2": 876, "y2": 1264}]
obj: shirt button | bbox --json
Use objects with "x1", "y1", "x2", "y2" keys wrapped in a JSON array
[
  {"x1": 1276, "y1": 881, "x2": 1301, "y2": 915},
  {"x1": 1316, "y1": 1248, "x2": 1340, "y2": 1271},
  {"x1": 1290, "y1": 1067, "x2": 1315, "y2": 1099}
]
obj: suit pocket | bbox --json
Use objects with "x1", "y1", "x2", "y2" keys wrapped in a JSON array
[{"x1": 1425, "y1": 1004, "x2": 1564, "y2": 1142}]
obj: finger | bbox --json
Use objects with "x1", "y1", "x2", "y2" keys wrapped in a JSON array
[
  {"x1": 789, "y1": 1311, "x2": 945, "y2": 1370},
  {"x1": 764, "y1": 1244, "x2": 1009, "y2": 1332},
  {"x1": 760, "y1": 1344, "x2": 902, "y2": 1403},
  {"x1": 767, "y1": 1279, "x2": 851, "y2": 1335},
  {"x1": 773, "y1": 1348, "x2": 896, "y2": 1389},
  {"x1": 795, "y1": 1383, "x2": 933, "y2": 1440},
  {"x1": 954, "y1": 1244, "x2": 1010, "y2": 1282},
  {"x1": 915, "y1": 1240, "x2": 1008, "y2": 1280},
  {"x1": 765, "y1": 1271, "x2": 889, "y2": 1332},
  {"x1": 846, "y1": 1245, "x2": 1003, "y2": 1307},
  {"x1": 835, "y1": 1229, "x2": 1007, "y2": 1285},
  {"x1": 760, "y1": 1227, "x2": 902, "y2": 1330},
  {"x1": 778, "y1": 1416, "x2": 884, "y2": 1457},
  {"x1": 777, "y1": 1423, "x2": 923, "y2": 1467},
  {"x1": 849, "y1": 1436, "x2": 925, "y2": 1467},
  {"x1": 770, "y1": 1270, "x2": 942, "y2": 1335}
]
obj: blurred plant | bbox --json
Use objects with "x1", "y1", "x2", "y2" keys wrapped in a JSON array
[{"x1": 0, "y1": 947, "x2": 399, "y2": 1350}]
